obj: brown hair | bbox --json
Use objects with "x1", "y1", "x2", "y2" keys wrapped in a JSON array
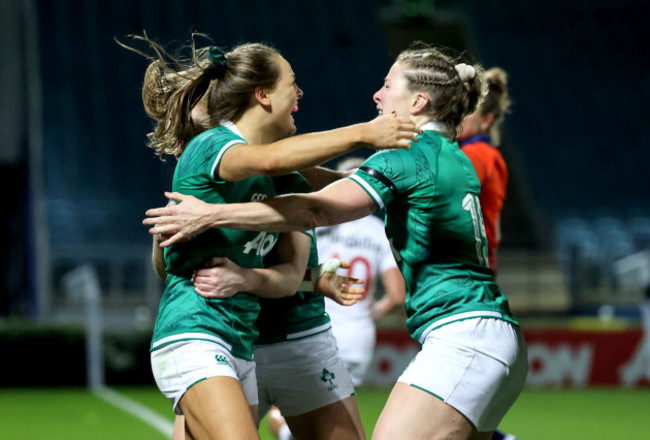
[
  {"x1": 396, "y1": 42, "x2": 488, "y2": 140},
  {"x1": 117, "y1": 33, "x2": 280, "y2": 160},
  {"x1": 479, "y1": 67, "x2": 512, "y2": 146}
]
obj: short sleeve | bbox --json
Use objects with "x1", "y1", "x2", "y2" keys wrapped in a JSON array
[
  {"x1": 210, "y1": 140, "x2": 245, "y2": 182},
  {"x1": 348, "y1": 150, "x2": 406, "y2": 209}
]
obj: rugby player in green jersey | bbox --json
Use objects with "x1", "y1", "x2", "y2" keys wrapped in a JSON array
[
  {"x1": 154, "y1": 173, "x2": 367, "y2": 440},
  {"x1": 124, "y1": 33, "x2": 418, "y2": 439},
  {"x1": 189, "y1": 172, "x2": 367, "y2": 440},
  {"x1": 145, "y1": 42, "x2": 528, "y2": 440}
]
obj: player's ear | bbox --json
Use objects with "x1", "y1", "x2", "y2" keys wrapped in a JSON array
[
  {"x1": 254, "y1": 87, "x2": 271, "y2": 107},
  {"x1": 411, "y1": 93, "x2": 429, "y2": 115}
]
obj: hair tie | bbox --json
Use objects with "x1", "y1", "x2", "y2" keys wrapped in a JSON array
[
  {"x1": 455, "y1": 63, "x2": 475, "y2": 82},
  {"x1": 206, "y1": 46, "x2": 227, "y2": 79}
]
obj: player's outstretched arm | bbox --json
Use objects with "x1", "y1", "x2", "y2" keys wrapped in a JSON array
[
  {"x1": 144, "y1": 178, "x2": 376, "y2": 247},
  {"x1": 298, "y1": 166, "x2": 351, "y2": 192},
  {"x1": 218, "y1": 114, "x2": 419, "y2": 182}
]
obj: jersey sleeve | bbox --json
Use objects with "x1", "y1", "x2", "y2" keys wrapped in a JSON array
[
  {"x1": 348, "y1": 150, "x2": 409, "y2": 209},
  {"x1": 209, "y1": 139, "x2": 246, "y2": 183}
]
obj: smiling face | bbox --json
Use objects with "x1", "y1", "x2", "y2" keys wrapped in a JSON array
[
  {"x1": 266, "y1": 55, "x2": 303, "y2": 138},
  {"x1": 372, "y1": 62, "x2": 414, "y2": 117}
]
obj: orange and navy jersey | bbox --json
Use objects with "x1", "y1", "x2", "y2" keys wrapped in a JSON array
[{"x1": 460, "y1": 135, "x2": 508, "y2": 271}]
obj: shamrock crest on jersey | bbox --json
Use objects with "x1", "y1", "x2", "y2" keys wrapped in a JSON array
[{"x1": 321, "y1": 368, "x2": 338, "y2": 391}]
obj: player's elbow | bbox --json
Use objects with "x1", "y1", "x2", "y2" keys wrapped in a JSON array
[
  {"x1": 300, "y1": 204, "x2": 330, "y2": 230},
  {"x1": 256, "y1": 154, "x2": 286, "y2": 176}
]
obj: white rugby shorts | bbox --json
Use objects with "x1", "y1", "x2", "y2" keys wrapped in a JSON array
[
  {"x1": 398, "y1": 317, "x2": 528, "y2": 432},
  {"x1": 330, "y1": 317, "x2": 376, "y2": 386},
  {"x1": 151, "y1": 339, "x2": 258, "y2": 414},
  {"x1": 255, "y1": 330, "x2": 356, "y2": 418}
]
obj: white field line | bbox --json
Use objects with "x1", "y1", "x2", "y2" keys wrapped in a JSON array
[{"x1": 94, "y1": 387, "x2": 173, "y2": 438}]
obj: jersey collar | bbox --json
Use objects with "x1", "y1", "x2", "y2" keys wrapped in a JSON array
[
  {"x1": 220, "y1": 120, "x2": 246, "y2": 141},
  {"x1": 420, "y1": 121, "x2": 448, "y2": 133}
]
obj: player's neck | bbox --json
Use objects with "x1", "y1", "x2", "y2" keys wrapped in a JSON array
[{"x1": 234, "y1": 109, "x2": 279, "y2": 145}]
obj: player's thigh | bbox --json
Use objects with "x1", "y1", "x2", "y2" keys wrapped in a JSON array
[
  {"x1": 172, "y1": 415, "x2": 185, "y2": 440},
  {"x1": 285, "y1": 395, "x2": 365, "y2": 440},
  {"x1": 179, "y1": 376, "x2": 260, "y2": 440},
  {"x1": 152, "y1": 340, "x2": 258, "y2": 414},
  {"x1": 372, "y1": 382, "x2": 474, "y2": 440},
  {"x1": 398, "y1": 319, "x2": 526, "y2": 433},
  {"x1": 173, "y1": 410, "x2": 259, "y2": 440}
]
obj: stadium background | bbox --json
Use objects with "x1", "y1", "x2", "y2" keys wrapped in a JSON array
[{"x1": 1, "y1": 0, "x2": 649, "y2": 437}]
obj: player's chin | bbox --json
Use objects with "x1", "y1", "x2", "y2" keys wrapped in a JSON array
[{"x1": 285, "y1": 121, "x2": 297, "y2": 137}]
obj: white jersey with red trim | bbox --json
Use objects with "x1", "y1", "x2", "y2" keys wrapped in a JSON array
[{"x1": 316, "y1": 215, "x2": 397, "y2": 384}]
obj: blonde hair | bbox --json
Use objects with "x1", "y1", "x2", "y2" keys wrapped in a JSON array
[
  {"x1": 117, "y1": 33, "x2": 280, "y2": 160},
  {"x1": 479, "y1": 67, "x2": 512, "y2": 146},
  {"x1": 396, "y1": 42, "x2": 488, "y2": 140}
]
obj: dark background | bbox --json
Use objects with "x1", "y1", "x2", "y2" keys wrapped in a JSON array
[{"x1": 1, "y1": 0, "x2": 648, "y2": 318}]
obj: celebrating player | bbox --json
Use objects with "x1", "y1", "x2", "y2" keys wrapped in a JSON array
[
  {"x1": 121, "y1": 32, "x2": 420, "y2": 439},
  {"x1": 144, "y1": 42, "x2": 528, "y2": 440}
]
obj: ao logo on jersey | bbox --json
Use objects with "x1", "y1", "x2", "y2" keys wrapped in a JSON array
[
  {"x1": 243, "y1": 193, "x2": 276, "y2": 256},
  {"x1": 243, "y1": 231, "x2": 277, "y2": 256}
]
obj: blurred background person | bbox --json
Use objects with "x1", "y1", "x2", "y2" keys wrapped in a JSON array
[
  {"x1": 318, "y1": 156, "x2": 406, "y2": 386},
  {"x1": 458, "y1": 67, "x2": 511, "y2": 276}
]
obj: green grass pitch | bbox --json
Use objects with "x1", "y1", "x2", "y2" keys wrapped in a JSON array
[{"x1": 1, "y1": 386, "x2": 648, "y2": 439}]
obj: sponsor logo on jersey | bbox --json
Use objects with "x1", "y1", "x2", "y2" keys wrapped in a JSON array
[
  {"x1": 251, "y1": 193, "x2": 268, "y2": 201},
  {"x1": 243, "y1": 231, "x2": 278, "y2": 256},
  {"x1": 215, "y1": 354, "x2": 230, "y2": 366}
]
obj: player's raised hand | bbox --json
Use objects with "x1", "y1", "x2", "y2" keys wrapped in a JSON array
[{"x1": 364, "y1": 113, "x2": 421, "y2": 150}]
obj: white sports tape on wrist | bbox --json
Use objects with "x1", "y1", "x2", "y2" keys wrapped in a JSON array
[
  {"x1": 319, "y1": 258, "x2": 342, "y2": 276},
  {"x1": 298, "y1": 258, "x2": 341, "y2": 292}
]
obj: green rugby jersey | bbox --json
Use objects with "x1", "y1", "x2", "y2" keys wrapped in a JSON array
[
  {"x1": 255, "y1": 173, "x2": 330, "y2": 345},
  {"x1": 152, "y1": 122, "x2": 280, "y2": 360},
  {"x1": 349, "y1": 122, "x2": 518, "y2": 345}
]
